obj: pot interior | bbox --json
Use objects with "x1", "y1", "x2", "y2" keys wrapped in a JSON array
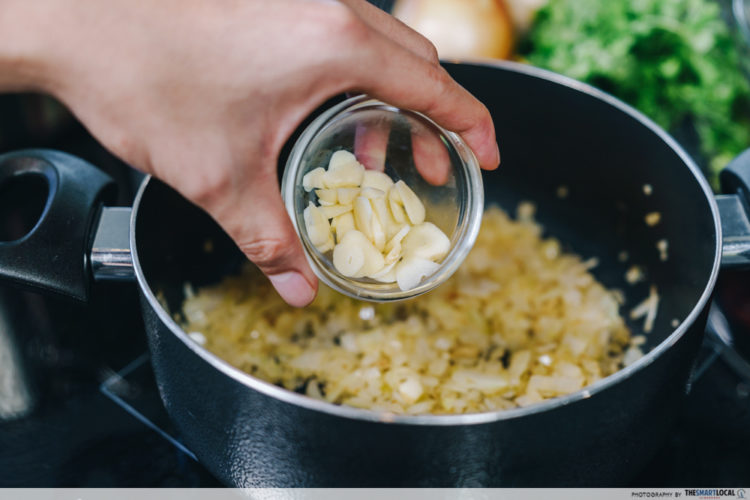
[{"x1": 134, "y1": 62, "x2": 718, "y2": 372}]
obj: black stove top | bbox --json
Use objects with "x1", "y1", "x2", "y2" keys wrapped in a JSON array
[{"x1": 0, "y1": 278, "x2": 219, "y2": 487}]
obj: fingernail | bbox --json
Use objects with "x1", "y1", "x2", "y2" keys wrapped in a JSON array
[
  {"x1": 269, "y1": 272, "x2": 316, "y2": 307},
  {"x1": 494, "y1": 142, "x2": 501, "y2": 166}
]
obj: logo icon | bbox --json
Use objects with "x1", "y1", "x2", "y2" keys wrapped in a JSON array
[{"x1": 738, "y1": 489, "x2": 745, "y2": 499}]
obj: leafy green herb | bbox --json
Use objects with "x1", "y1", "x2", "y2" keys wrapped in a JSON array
[{"x1": 523, "y1": 0, "x2": 750, "y2": 184}]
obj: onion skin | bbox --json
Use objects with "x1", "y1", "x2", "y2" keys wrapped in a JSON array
[{"x1": 393, "y1": 0, "x2": 515, "y2": 60}]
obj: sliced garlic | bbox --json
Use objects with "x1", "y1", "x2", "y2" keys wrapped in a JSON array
[
  {"x1": 395, "y1": 257, "x2": 440, "y2": 291},
  {"x1": 385, "y1": 225, "x2": 411, "y2": 254},
  {"x1": 368, "y1": 260, "x2": 397, "y2": 282},
  {"x1": 384, "y1": 242, "x2": 402, "y2": 265},
  {"x1": 385, "y1": 226, "x2": 411, "y2": 264},
  {"x1": 334, "y1": 230, "x2": 384, "y2": 278},
  {"x1": 371, "y1": 212, "x2": 386, "y2": 251},
  {"x1": 372, "y1": 268, "x2": 397, "y2": 283},
  {"x1": 324, "y1": 151, "x2": 364, "y2": 188},
  {"x1": 353, "y1": 196, "x2": 376, "y2": 242},
  {"x1": 359, "y1": 187, "x2": 386, "y2": 200},
  {"x1": 361, "y1": 170, "x2": 394, "y2": 192},
  {"x1": 333, "y1": 232, "x2": 366, "y2": 277},
  {"x1": 302, "y1": 167, "x2": 326, "y2": 192},
  {"x1": 384, "y1": 226, "x2": 410, "y2": 264},
  {"x1": 303, "y1": 202, "x2": 331, "y2": 247},
  {"x1": 370, "y1": 196, "x2": 397, "y2": 239},
  {"x1": 320, "y1": 204, "x2": 352, "y2": 220},
  {"x1": 316, "y1": 233, "x2": 335, "y2": 253},
  {"x1": 359, "y1": 245, "x2": 386, "y2": 277},
  {"x1": 336, "y1": 187, "x2": 360, "y2": 205},
  {"x1": 389, "y1": 197, "x2": 408, "y2": 224},
  {"x1": 401, "y1": 222, "x2": 450, "y2": 261},
  {"x1": 302, "y1": 151, "x2": 450, "y2": 292},
  {"x1": 328, "y1": 150, "x2": 358, "y2": 170},
  {"x1": 394, "y1": 180, "x2": 425, "y2": 225},
  {"x1": 315, "y1": 189, "x2": 337, "y2": 206},
  {"x1": 331, "y1": 212, "x2": 355, "y2": 242},
  {"x1": 389, "y1": 185, "x2": 402, "y2": 204}
]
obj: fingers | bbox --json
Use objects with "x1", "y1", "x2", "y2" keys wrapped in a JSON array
[
  {"x1": 354, "y1": 117, "x2": 390, "y2": 171},
  {"x1": 337, "y1": 0, "x2": 439, "y2": 64},
  {"x1": 208, "y1": 171, "x2": 318, "y2": 307},
  {"x1": 354, "y1": 112, "x2": 450, "y2": 185},
  {"x1": 346, "y1": 29, "x2": 500, "y2": 172},
  {"x1": 412, "y1": 129, "x2": 451, "y2": 185},
  {"x1": 344, "y1": 0, "x2": 441, "y2": 175},
  {"x1": 341, "y1": 2, "x2": 480, "y2": 184}
]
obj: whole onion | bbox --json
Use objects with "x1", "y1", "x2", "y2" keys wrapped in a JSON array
[{"x1": 392, "y1": 0, "x2": 515, "y2": 60}]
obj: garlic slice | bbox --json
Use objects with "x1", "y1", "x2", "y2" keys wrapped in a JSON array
[
  {"x1": 315, "y1": 189, "x2": 337, "y2": 206},
  {"x1": 334, "y1": 230, "x2": 385, "y2": 278},
  {"x1": 333, "y1": 232, "x2": 366, "y2": 277},
  {"x1": 401, "y1": 222, "x2": 450, "y2": 261},
  {"x1": 384, "y1": 243, "x2": 402, "y2": 265},
  {"x1": 361, "y1": 170, "x2": 395, "y2": 192},
  {"x1": 389, "y1": 197, "x2": 408, "y2": 224},
  {"x1": 353, "y1": 196, "x2": 376, "y2": 242},
  {"x1": 316, "y1": 234, "x2": 335, "y2": 253},
  {"x1": 320, "y1": 204, "x2": 353, "y2": 220},
  {"x1": 370, "y1": 196, "x2": 398, "y2": 239},
  {"x1": 385, "y1": 225, "x2": 411, "y2": 254},
  {"x1": 331, "y1": 212, "x2": 356, "y2": 242},
  {"x1": 336, "y1": 187, "x2": 360, "y2": 205},
  {"x1": 369, "y1": 260, "x2": 398, "y2": 282},
  {"x1": 371, "y1": 212, "x2": 386, "y2": 251},
  {"x1": 302, "y1": 167, "x2": 326, "y2": 192},
  {"x1": 394, "y1": 180, "x2": 425, "y2": 224},
  {"x1": 328, "y1": 150, "x2": 358, "y2": 171},
  {"x1": 324, "y1": 151, "x2": 364, "y2": 188},
  {"x1": 395, "y1": 257, "x2": 440, "y2": 291},
  {"x1": 303, "y1": 202, "x2": 332, "y2": 248},
  {"x1": 389, "y1": 185, "x2": 402, "y2": 204},
  {"x1": 359, "y1": 187, "x2": 386, "y2": 200}
]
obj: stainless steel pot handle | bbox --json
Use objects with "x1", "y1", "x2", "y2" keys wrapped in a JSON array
[
  {"x1": 90, "y1": 206, "x2": 135, "y2": 281},
  {"x1": 718, "y1": 148, "x2": 750, "y2": 268}
]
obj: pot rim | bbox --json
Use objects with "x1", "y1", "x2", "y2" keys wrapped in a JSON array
[{"x1": 130, "y1": 59, "x2": 722, "y2": 426}]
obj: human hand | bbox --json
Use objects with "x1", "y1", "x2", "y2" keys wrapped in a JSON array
[{"x1": 9, "y1": 0, "x2": 500, "y2": 306}]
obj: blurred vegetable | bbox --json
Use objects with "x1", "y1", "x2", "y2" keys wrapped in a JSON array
[
  {"x1": 393, "y1": 0, "x2": 515, "y2": 60},
  {"x1": 522, "y1": 0, "x2": 750, "y2": 182},
  {"x1": 504, "y1": 0, "x2": 548, "y2": 34}
]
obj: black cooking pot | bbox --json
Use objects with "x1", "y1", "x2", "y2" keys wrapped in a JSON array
[{"x1": 1, "y1": 61, "x2": 750, "y2": 486}]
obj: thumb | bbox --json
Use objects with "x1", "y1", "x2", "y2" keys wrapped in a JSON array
[{"x1": 209, "y1": 173, "x2": 318, "y2": 307}]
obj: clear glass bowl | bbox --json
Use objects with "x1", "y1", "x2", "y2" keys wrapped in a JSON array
[{"x1": 282, "y1": 95, "x2": 484, "y2": 301}]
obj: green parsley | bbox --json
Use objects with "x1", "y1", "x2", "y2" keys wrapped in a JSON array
[{"x1": 523, "y1": 0, "x2": 750, "y2": 184}]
